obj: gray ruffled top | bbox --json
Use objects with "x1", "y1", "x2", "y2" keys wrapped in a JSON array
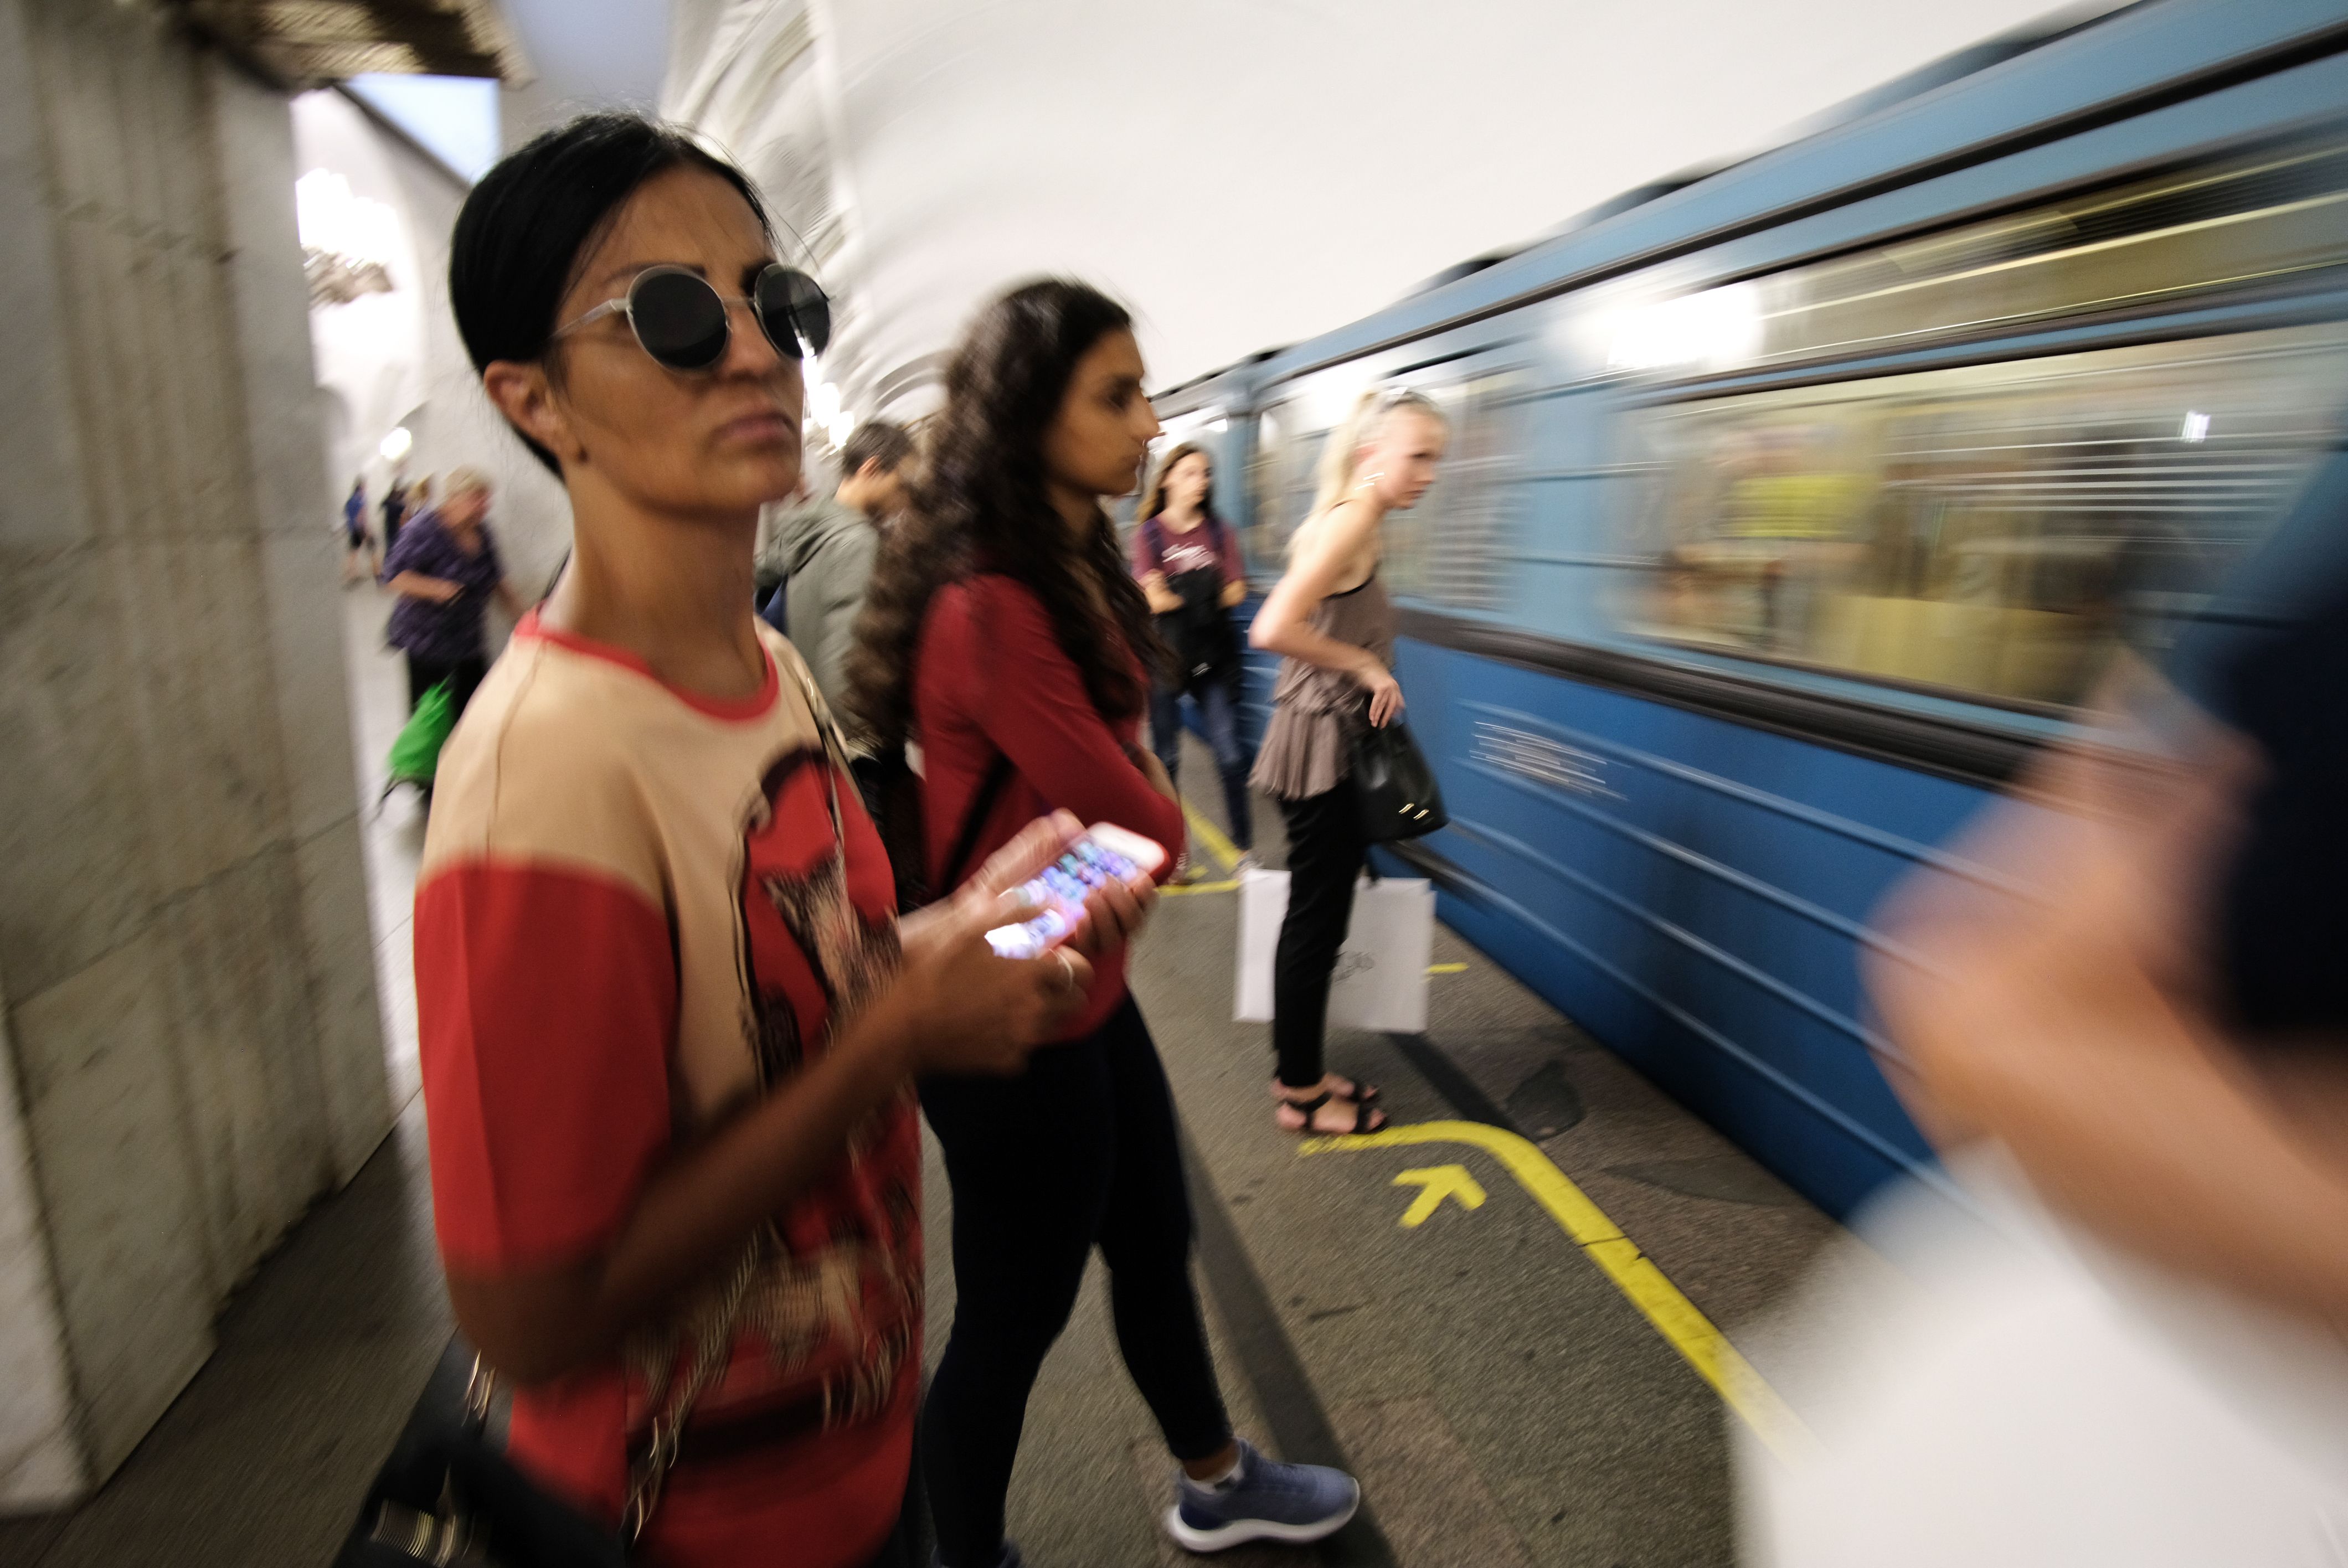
[{"x1": 1249, "y1": 572, "x2": 1396, "y2": 801}]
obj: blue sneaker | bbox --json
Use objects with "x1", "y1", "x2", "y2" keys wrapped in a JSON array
[{"x1": 1164, "y1": 1439, "x2": 1361, "y2": 1552}]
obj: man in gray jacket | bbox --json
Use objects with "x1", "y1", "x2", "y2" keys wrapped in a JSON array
[{"x1": 755, "y1": 419, "x2": 915, "y2": 734}]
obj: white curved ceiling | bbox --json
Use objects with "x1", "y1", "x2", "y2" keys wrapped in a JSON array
[
  {"x1": 502, "y1": 0, "x2": 674, "y2": 117},
  {"x1": 651, "y1": 0, "x2": 2078, "y2": 426}
]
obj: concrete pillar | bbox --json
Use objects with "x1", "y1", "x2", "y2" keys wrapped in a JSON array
[{"x1": 0, "y1": 0, "x2": 392, "y2": 1507}]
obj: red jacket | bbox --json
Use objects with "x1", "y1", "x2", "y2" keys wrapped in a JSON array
[{"x1": 915, "y1": 574, "x2": 1183, "y2": 1039}]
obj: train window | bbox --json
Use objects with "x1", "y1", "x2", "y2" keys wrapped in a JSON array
[
  {"x1": 1248, "y1": 371, "x2": 1521, "y2": 609},
  {"x1": 1602, "y1": 133, "x2": 2348, "y2": 381},
  {"x1": 1620, "y1": 323, "x2": 2348, "y2": 709},
  {"x1": 1245, "y1": 399, "x2": 1317, "y2": 573}
]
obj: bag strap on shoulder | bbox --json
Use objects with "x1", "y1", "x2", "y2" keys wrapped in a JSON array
[
  {"x1": 780, "y1": 648, "x2": 852, "y2": 775},
  {"x1": 940, "y1": 752, "x2": 1016, "y2": 892}
]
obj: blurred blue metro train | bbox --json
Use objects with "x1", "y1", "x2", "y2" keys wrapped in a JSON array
[{"x1": 1150, "y1": 0, "x2": 2348, "y2": 1220}]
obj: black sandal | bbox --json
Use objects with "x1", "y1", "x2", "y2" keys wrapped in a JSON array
[
  {"x1": 1275, "y1": 1092, "x2": 1387, "y2": 1137},
  {"x1": 1272, "y1": 1077, "x2": 1381, "y2": 1105}
]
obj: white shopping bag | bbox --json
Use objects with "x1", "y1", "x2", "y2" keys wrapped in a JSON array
[{"x1": 1235, "y1": 868, "x2": 1434, "y2": 1034}]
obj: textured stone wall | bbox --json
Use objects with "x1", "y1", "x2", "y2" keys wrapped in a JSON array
[{"x1": 0, "y1": 0, "x2": 391, "y2": 1502}]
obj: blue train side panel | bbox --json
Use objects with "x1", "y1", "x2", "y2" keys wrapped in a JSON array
[
  {"x1": 1383, "y1": 639, "x2": 1993, "y2": 1217},
  {"x1": 1156, "y1": 0, "x2": 2348, "y2": 1224}
]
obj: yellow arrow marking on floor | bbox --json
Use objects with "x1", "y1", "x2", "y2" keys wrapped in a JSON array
[
  {"x1": 1300, "y1": 1119, "x2": 1815, "y2": 1462},
  {"x1": 1392, "y1": 1164, "x2": 1486, "y2": 1227},
  {"x1": 1427, "y1": 962, "x2": 1468, "y2": 974},
  {"x1": 1182, "y1": 800, "x2": 1243, "y2": 875}
]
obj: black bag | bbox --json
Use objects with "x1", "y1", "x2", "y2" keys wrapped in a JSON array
[
  {"x1": 1143, "y1": 516, "x2": 1241, "y2": 691},
  {"x1": 789, "y1": 643, "x2": 1009, "y2": 915},
  {"x1": 339, "y1": 1339, "x2": 935, "y2": 1568},
  {"x1": 1350, "y1": 717, "x2": 1448, "y2": 843},
  {"x1": 864, "y1": 747, "x2": 1015, "y2": 913},
  {"x1": 340, "y1": 1244, "x2": 759, "y2": 1566},
  {"x1": 333, "y1": 1342, "x2": 627, "y2": 1567}
]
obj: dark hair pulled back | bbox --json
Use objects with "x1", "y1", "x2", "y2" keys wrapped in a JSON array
[
  {"x1": 448, "y1": 112, "x2": 772, "y2": 473},
  {"x1": 838, "y1": 419, "x2": 916, "y2": 479},
  {"x1": 846, "y1": 280, "x2": 1164, "y2": 746}
]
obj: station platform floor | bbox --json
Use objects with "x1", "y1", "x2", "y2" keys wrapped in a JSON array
[{"x1": 0, "y1": 589, "x2": 1847, "y2": 1567}]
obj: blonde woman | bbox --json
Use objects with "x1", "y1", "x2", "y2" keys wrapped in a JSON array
[{"x1": 1248, "y1": 388, "x2": 1448, "y2": 1136}]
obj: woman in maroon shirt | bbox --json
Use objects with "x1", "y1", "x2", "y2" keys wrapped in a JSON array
[{"x1": 847, "y1": 281, "x2": 1361, "y2": 1568}]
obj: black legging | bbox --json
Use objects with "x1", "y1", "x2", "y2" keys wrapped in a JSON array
[
  {"x1": 920, "y1": 996, "x2": 1231, "y2": 1568},
  {"x1": 1273, "y1": 775, "x2": 1370, "y2": 1090},
  {"x1": 404, "y1": 652, "x2": 486, "y2": 720}
]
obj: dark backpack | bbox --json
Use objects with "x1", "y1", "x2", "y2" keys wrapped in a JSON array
[
  {"x1": 859, "y1": 747, "x2": 1013, "y2": 915},
  {"x1": 1143, "y1": 514, "x2": 1241, "y2": 689}
]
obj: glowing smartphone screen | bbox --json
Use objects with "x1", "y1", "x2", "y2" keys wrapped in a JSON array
[{"x1": 984, "y1": 834, "x2": 1146, "y2": 960}]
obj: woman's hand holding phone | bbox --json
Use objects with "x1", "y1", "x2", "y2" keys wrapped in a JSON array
[
  {"x1": 889, "y1": 813, "x2": 1154, "y2": 1076},
  {"x1": 893, "y1": 897, "x2": 1090, "y2": 1075},
  {"x1": 1062, "y1": 862, "x2": 1155, "y2": 963},
  {"x1": 980, "y1": 818, "x2": 1162, "y2": 961}
]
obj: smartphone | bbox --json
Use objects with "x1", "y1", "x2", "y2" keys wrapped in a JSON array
[{"x1": 984, "y1": 823, "x2": 1167, "y2": 960}]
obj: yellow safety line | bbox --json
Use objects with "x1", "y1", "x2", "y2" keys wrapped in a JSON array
[
  {"x1": 1427, "y1": 962, "x2": 1469, "y2": 974},
  {"x1": 1162, "y1": 879, "x2": 1239, "y2": 896},
  {"x1": 1182, "y1": 800, "x2": 1243, "y2": 875},
  {"x1": 1300, "y1": 1119, "x2": 1815, "y2": 1461}
]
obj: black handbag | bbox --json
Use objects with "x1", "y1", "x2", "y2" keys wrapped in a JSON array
[
  {"x1": 333, "y1": 1341, "x2": 628, "y2": 1567},
  {"x1": 1350, "y1": 716, "x2": 1448, "y2": 842},
  {"x1": 339, "y1": 1251, "x2": 756, "y2": 1566}
]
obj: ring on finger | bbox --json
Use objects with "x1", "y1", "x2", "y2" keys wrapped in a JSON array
[{"x1": 1050, "y1": 948, "x2": 1082, "y2": 992}]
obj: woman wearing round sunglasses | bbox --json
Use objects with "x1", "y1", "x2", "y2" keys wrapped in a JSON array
[{"x1": 418, "y1": 114, "x2": 1153, "y2": 1568}]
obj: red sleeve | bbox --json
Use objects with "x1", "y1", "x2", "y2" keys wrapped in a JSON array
[
  {"x1": 941, "y1": 579, "x2": 1185, "y2": 878},
  {"x1": 415, "y1": 860, "x2": 677, "y2": 1273}
]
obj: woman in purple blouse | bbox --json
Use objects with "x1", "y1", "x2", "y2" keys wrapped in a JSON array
[{"x1": 380, "y1": 466, "x2": 524, "y2": 718}]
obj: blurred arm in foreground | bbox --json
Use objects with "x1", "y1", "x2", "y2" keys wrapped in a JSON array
[
  {"x1": 1739, "y1": 468, "x2": 2348, "y2": 1567},
  {"x1": 1875, "y1": 608, "x2": 2348, "y2": 1324}
]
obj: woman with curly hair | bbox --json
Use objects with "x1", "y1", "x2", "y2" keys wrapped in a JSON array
[{"x1": 846, "y1": 280, "x2": 1362, "y2": 1568}]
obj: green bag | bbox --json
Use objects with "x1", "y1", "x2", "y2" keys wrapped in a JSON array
[{"x1": 384, "y1": 679, "x2": 456, "y2": 793}]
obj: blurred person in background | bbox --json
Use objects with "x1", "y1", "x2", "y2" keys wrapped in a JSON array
[
  {"x1": 752, "y1": 473, "x2": 816, "y2": 632},
  {"x1": 399, "y1": 473, "x2": 439, "y2": 560},
  {"x1": 755, "y1": 417, "x2": 915, "y2": 724},
  {"x1": 1134, "y1": 441, "x2": 1255, "y2": 872},
  {"x1": 1247, "y1": 388, "x2": 1448, "y2": 1137},
  {"x1": 428, "y1": 114, "x2": 1150, "y2": 1568},
  {"x1": 1742, "y1": 452, "x2": 2348, "y2": 1566},
  {"x1": 380, "y1": 467, "x2": 410, "y2": 554},
  {"x1": 341, "y1": 476, "x2": 375, "y2": 584},
  {"x1": 380, "y1": 466, "x2": 523, "y2": 720},
  {"x1": 847, "y1": 278, "x2": 1363, "y2": 1568}
]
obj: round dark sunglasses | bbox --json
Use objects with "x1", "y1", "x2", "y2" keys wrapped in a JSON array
[{"x1": 557, "y1": 263, "x2": 832, "y2": 371}]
